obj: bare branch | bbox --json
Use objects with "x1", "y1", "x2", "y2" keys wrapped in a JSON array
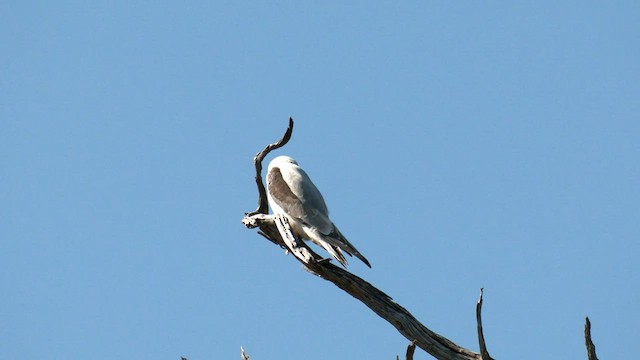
[
  {"x1": 241, "y1": 121, "x2": 485, "y2": 359},
  {"x1": 246, "y1": 117, "x2": 294, "y2": 217},
  {"x1": 241, "y1": 120, "x2": 608, "y2": 360},
  {"x1": 585, "y1": 317, "x2": 599, "y2": 360},
  {"x1": 243, "y1": 212, "x2": 481, "y2": 360},
  {"x1": 241, "y1": 347, "x2": 251, "y2": 360},
  {"x1": 476, "y1": 288, "x2": 493, "y2": 360},
  {"x1": 406, "y1": 340, "x2": 417, "y2": 360}
]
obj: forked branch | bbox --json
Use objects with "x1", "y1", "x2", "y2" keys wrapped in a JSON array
[
  {"x1": 241, "y1": 120, "x2": 602, "y2": 360},
  {"x1": 242, "y1": 119, "x2": 486, "y2": 360},
  {"x1": 245, "y1": 212, "x2": 482, "y2": 360}
]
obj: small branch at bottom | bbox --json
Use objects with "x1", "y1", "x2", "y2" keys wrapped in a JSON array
[
  {"x1": 406, "y1": 340, "x2": 417, "y2": 360},
  {"x1": 585, "y1": 317, "x2": 599, "y2": 360},
  {"x1": 241, "y1": 346, "x2": 251, "y2": 360},
  {"x1": 476, "y1": 288, "x2": 493, "y2": 360}
]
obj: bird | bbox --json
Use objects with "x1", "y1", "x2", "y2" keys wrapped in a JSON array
[{"x1": 266, "y1": 155, "x2": 371, "y2": 268}]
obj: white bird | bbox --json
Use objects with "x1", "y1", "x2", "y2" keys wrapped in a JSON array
[{"x1": 266, "y1": 155, "x2": 371, "y2": 268}]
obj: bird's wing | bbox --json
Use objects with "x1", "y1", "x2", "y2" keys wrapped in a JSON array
[
  {"x1": 267, "y1": 164, "x2": 333, "y2": 234},
  {"x1": 268, "y1": 163, "x2": 372, "y2": 268}
]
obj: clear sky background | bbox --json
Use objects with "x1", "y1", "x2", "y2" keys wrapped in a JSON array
[{"x1": 2, "y1": 2, "x2": 638, "y2": 359}]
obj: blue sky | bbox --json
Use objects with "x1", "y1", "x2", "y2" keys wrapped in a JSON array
[{"x1": 2, "y1": 1, "x2": 638, "y2": 359}]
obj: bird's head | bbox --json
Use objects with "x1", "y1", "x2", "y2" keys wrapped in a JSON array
[{"x1": 269, "y1": 155, "x2": 299, "y2": 169}]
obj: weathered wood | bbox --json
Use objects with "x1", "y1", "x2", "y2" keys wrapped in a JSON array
[
  {"x1": 246, "y1": 117, "x2": 294, "y2": 217},
  {"x1": 240, "y1": 347, "x2": 251, "y2": 360},
  {"x1": 243, "y1": 211, "x2": 482, "y2": 360},
  {"x1": 406, "y1": 340, "x2": 418, "y2": 360},
  {"x1": 241, "y1": 119, "x2": 488, "y2": 360},
  {"x1": 397, "y1": 341, "x2": 418, "y2": 360},
  {"x1": 240, "y1": 119, "x2": 608, "y2": 360},
  {"x1": 476, "y1": 289, "x2": 493, "y2": 360},
  {"x1": 585, "y1": 317, "x2": 599, "y2": 360}
]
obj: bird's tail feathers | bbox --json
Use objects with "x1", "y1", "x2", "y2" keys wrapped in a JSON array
[
  {"x1": 313, "y1": 238, "x2": 349, "y2": 267},
  {"x1": 352, "y1": 251, "x2": 371, "y2": 268},
  {"x1": 323, "y1": 226, "x2": 372, "y2": 268}
]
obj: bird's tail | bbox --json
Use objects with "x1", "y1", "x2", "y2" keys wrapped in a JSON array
[
  {"x1": 326, "y1": 226, "x2": 372, "y2": 268},
  {"x1": 351, "y1": 249, "x2": 372, "y2": 268},
  {"x1": 314, "y1": 239, "x2": 349, "y2": 267}
]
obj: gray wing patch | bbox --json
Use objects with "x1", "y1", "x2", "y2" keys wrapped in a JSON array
[
  {"x1": 269, "y1": 165, "x2": 372, "y2": 268},
  {"x1": 293, "y1": 167, "x2": 334, "y2": 233},
  {"x1": 268, "y1": 167, "x2": 307, "y2": 219},
  {"x1": 294, "y1": 168, "x2": 329, "y2": 216},
  {"x1": 268, "y1": 166, "x2": 333, "y2": 233}
]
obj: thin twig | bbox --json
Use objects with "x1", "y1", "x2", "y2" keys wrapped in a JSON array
[
  {"x1": 241, "y1": 346, "x2": 251, "y2": 360},
  {"x1": 476, "y1": 288, "x2": 493, "y2": 360},
  {"x1": 585, "y1": 317, "x2": 599, "y2": 360},
  {"x1": 246, "y1": 117, "x2": 294, "y2": 216}
]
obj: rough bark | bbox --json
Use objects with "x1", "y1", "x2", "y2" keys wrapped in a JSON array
[
  {"x1": 585, "y1": 317, "x2": 599, "y2": 360},
  {"x1": 406, "y1": 341, "x2": 417, "y2": 360},
  {"x1": 241, "y1": 119, "x2": 485, "y2": 359},
  {"x1": 244, "y1": 212, "x2": 483, "y2": 360},
  {"x1": 241, "y1": 119, "x2": 601, "y2": 360},
  {"x1": 476, "y1": 289, "x2": 493, "y2": 360}
]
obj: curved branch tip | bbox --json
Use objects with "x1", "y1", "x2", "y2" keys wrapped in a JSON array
[
  {"x1": 476, "y1": 288, "x2": 493, "y2": 360},
  {"x1": 247, "y1": 118, "x2": 295, "y2": 216},
  {"x1": 585, "y1": 317, "x2": 599, "y2": 360}
]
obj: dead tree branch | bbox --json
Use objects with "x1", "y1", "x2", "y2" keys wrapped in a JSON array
[
  {"x1": 237, "y1": 119, "x2": 608, "y2": 360},
  {"x1": 246, "y1": 117, "x2": 294, "y2": 217},
  {"x1": 396, "y1": 341, "x2": 417, "y2": 360},
  {"x1": 476, "y1": 289, "x2": 493, "y2": 360},
  {"x1": 406, "y1": 340, "x2": 417, "y2": 360},
  {"x1": 241, "y1": 119, "x2": 489, "y2": 360},
  {"x1": 240, "y1": 347, "x2": 251, "y2": 360},
  {"x1": 585, "y1": 317, "x2": 599, "y2": 360},
  {"x1": 244, "y1": 212, "x2": 482, "y2": 360}
]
